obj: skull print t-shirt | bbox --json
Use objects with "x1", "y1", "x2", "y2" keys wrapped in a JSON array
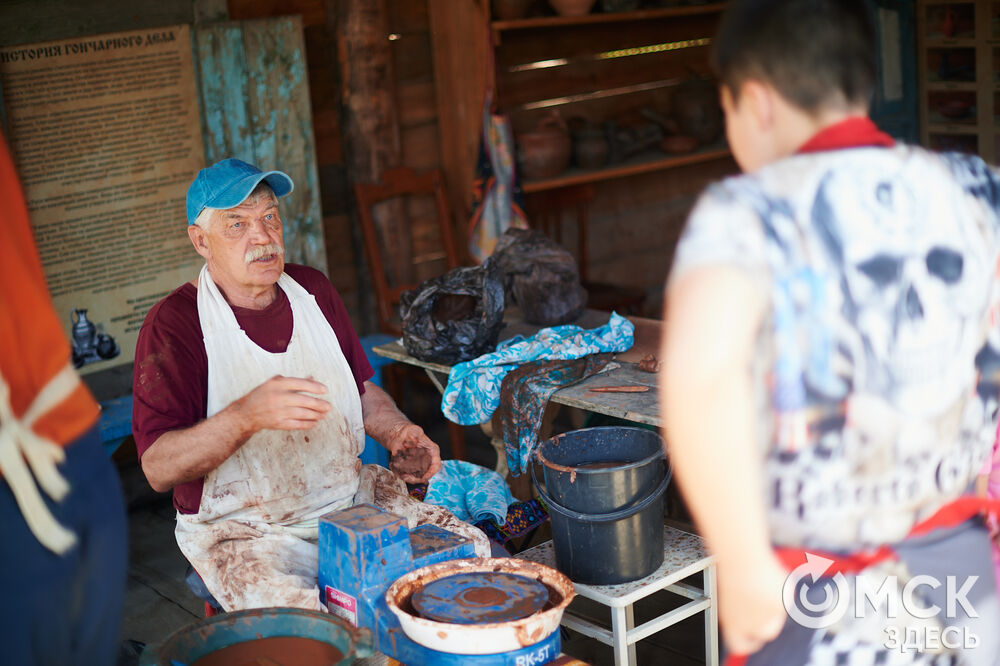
[{"x1": 671, "y1": 142, "x2": 1000, "y2": 550}]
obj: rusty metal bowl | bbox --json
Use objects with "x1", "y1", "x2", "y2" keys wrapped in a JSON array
[{"x1": 385, "y1": 558, "x2": 574, "y2": 655}]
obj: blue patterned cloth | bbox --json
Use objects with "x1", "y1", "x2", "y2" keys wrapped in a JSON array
[
  {"x1": 499, "y1": 354, "x2": 615, "y2": 477},
  {"x1": 441, "y1": 312, "x2": 635, "y2": 425},
  {"x1": 423, "y1": 460, "x2": 516, "y2": 524}
]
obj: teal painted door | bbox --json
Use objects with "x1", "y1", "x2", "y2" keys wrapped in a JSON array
[{"x1": 193, "y1": 17, "x2": 327, "y2": 275}]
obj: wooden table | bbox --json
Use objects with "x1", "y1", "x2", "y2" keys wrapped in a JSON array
[{"x1": 372, "y1": 309, "x2": 663, "y2": 429}]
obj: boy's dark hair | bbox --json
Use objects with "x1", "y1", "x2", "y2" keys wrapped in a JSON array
[{"x1": 712, "y1": 0, "x2": 877, "y2": 113}]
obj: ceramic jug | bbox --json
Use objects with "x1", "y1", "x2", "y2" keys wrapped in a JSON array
[{"x1": 71, "y1": 308, "x2": 96, "y2": 352}]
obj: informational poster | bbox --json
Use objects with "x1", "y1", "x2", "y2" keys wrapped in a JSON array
[{"x1": 0, "y1": 25, "x2": 204, "y2": 373}]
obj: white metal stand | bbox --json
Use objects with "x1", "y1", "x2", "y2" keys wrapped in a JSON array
[{"x1": 516, "y1": 525, "x2": 718, "y2": 666}]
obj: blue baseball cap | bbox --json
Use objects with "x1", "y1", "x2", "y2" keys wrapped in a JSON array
[{"x1": 186, "y1": 158, "x2": 294, "y2": 225}]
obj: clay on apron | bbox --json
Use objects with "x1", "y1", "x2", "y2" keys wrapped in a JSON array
[{"x1": 176, "y1": 266, "x2": 489, "y2": 612}]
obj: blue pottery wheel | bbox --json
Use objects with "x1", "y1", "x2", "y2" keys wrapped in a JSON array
[{"x1": 411, "y1": 572, "x2": 548, "y2": 625}]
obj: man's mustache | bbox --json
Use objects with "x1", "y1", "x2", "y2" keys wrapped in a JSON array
[{"x1": 244, "y1": 243, "x2": 284, "y2": 264}]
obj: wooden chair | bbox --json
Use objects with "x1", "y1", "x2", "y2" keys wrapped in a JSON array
[
  {"x1": 354, "y1": 167, "x2": 467, "y2": 460},
  {"x1": 354, "y1": 167, "x2": 461, "y2": 337}
]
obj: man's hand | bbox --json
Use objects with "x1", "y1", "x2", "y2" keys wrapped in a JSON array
[
  {"x1": 386, "y1": 423, "x2": 442, "y2": 484},
  {"x1": 235, "y1": 375, "x2": 331, "y2": 432},
  {"x1": 140, "y1": 375, "x2": 332, "y2": 493},
  {"x1": 718, "y1": 551, "x2": 788, "y2": 656}
]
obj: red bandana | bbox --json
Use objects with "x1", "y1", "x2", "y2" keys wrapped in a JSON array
[{"x1": 796, "y1": 116, "x2": 895, "y2": 154}]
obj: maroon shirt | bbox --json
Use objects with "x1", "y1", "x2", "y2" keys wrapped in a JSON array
[{"x1": 132, "y1": 263, "x2": 374, "y2": 514}]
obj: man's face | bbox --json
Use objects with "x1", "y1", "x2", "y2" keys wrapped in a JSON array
[{"x1": 195, "y1": 192, "x2": 285, "y2": 298}]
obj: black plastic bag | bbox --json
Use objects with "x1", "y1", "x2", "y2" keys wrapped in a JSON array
[
  {"x1": 399, "y1": 259, "x2": 505, "y2": 364},
  {"x1": 491, "y1": 228, "x2": 587, "y2": 326}
]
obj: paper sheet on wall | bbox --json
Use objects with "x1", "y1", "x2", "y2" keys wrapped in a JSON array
[{"x1": 0, "y1": 25, "x2": 204, "y2": 374}]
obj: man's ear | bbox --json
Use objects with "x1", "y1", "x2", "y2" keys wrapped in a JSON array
[
  {"x1": 740, "y1": 79, "x2": 776, "y2": 132},
  {"x1": 188, "y1": 224, "x2": 211, "y2": 260}
]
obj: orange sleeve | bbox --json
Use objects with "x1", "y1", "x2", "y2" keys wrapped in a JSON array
[{"x1": 0, "y1": 132, "x2": 99, "y2": 444}]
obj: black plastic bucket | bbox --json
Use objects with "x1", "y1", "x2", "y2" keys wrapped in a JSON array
[
  {"x1": 532, "y1": 427, "x2": 670, "y2": 584},
  {"x1": 536, "y1": 426, "x2": 666, "y2": 513}
]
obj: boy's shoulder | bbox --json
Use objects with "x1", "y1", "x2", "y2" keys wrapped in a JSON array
[{"x1": 702, "y1": 144, "x2": 1000, "y2": 212}]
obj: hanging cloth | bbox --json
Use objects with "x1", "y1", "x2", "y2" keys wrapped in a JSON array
[
  {"x1": 466, "y1": 15, "x2": 528, "y2": 262},
  {"x1": 442, "y1": 312, "x2": 635, "y2": 426}
]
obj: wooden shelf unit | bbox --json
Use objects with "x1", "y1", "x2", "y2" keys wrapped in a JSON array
[
  {"x1": 493, "y1": 3, "x2": 727, "y2": 184},
  {"x1": 917, "y1": 0, "x2": 999, "y2": 161},
  {"x1": 522, "y1": 145, "x2": 730, "y2": 193},
  {"x1": 491, "y1": 2, "x2": 726, "y2": 38},
  {"x1": 427, "y1": 0, "x2": 734, "y2": 272}
]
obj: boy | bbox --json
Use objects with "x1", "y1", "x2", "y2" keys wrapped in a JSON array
[{"x1": 660, "y1": 1, "x2": 1000, "y2": 663}]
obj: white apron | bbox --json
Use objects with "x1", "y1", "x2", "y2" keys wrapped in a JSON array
[{"x1": 176, "y1": 266, "x2": 489, "y2": 612}]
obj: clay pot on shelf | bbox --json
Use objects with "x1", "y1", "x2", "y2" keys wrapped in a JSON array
[
  {"x1": 517, "y1": 113, "x2": 572, "y2": 180},
  {"x1": 941, "y1": 7, "x2": 956, "y2": 38},
  {"x1": 660, "y1": 134, "x2": 699, "y2": 155},
  {"x1": 572, "y1": 124, "x2": 610, "y2": 169},
  {"x1": 548, "y1": 0, "x2": 596, "y2": 17},
  {"x1": 671, "y1": 78, "x2": 723, "y2": 146},
  {"x1": 493, "y1": 0, "x2": 534, "y2": 20}
]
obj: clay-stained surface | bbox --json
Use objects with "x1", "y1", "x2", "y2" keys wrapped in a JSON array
[
  {"x1": 191, "y1": 636, "x2": 343, "y2": 666},
  {"x1": 384, "y1": 558, "x2": 573, "y2": 654},
  {"x1": 389, "y1": 446, "x2": 432, "y2": 479},
  {"x1": 516, "y1": 525, "x2": 711, "y2": 601},
  {"x1": 411, "y1": 572, "x2": 548, "y2": 624},
  {"x1": 354, "y1": 465, "x2": 490, "y2": 558}
]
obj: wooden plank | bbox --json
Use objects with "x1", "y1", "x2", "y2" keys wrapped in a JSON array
[
  {"x1": 507, "y1": 84, "x2": 678, "y2": 134},
  {"x1": 492, "y1": 2, "x2": 726, "y2": 31},
  {"x1": 193, "y1": 23, "x2": 254, "y2": 163},
  {"x1": 242, "y1": 16, "x2": 328, "y2": 273},
  {"x1": 387, "y1": 0, "x2": 430, "y2": 35},
  {"x1": 428, "y1": 0, "x2": 492, "y2": 261},
  {"x1": 313, "y1": 106, "x2": 343, "y2": 165},
  {"x1": 500, "y1": 48, "x2": 711, "y2": 109},
  {"x1": 401, "y1": 122, "x2": 442, "y2": 171},
  {"x1": 494, "y1": 13, "x2": 720, "y2": 68},
  {"x1": 520, "y1": 146, "x2": 731, "y2": 193},
  {"x1": 581, "y1": 157, "x2": 733, "y2": 218},
  {"x1": 322, "y1": 214, "x2": 353, "y2": 259},
  {"x1": 587, "y1": 202, "x2": 691, "y2": 262},
  {"x1": 0, "y1": 0, "x2": 194, "y2": 47},
  {"x1": 392, "y1": 31, "x2": 435, "y2": 83},
  {"x1": 372, "y1": 342, "x2": 661, "y2": 426},
  {"x1": 398, "y1": 80, "x2": 438, "y2": 127},
  {"x1": 227, "y1": 0, "x2": 327, "y2": 27},
  {"x1": 327, "y1": 0, "x2": 409, "y2": 332}
]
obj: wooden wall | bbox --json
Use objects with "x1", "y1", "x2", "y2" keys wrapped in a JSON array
[
  {"x1": 228, "y1": 0, "x2": 447, "y2": 331},
  {"x1": 544, "y1": 160, "x2": 734, "y2": 316},
  {"x1": 2, "y1": 0, "x2": 728, "y2": 329}
]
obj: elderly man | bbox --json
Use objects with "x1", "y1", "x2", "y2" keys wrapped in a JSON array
[{"x1": 133, "y1": 158, "x2": 489, "y2": 612}]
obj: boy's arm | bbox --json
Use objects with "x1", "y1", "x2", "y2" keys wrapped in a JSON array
[{"x1": 660, "y1": 265, "x2": 787, "y2": 655}]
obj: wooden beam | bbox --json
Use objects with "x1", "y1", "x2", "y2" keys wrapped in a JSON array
[
  {"x1": 326, "y1": 0, "x2": 410, "y2": 332},
  {"x1": 428, "y1": 0, "x2": 491, "y2": 263}
]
